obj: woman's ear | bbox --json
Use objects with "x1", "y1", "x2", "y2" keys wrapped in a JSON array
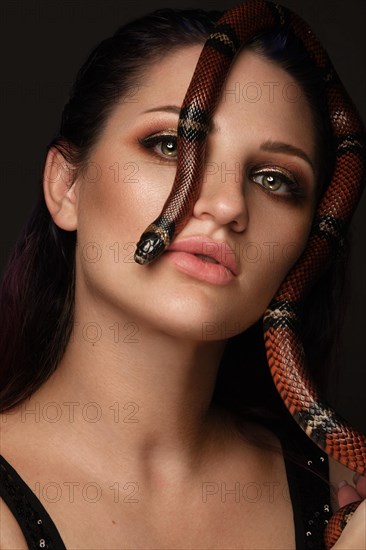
[{"x1": 43, "y1": 146, "x2": 79, "y2": 231}]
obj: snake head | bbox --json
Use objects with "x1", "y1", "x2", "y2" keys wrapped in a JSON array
[
  {"x1": 134, "y1": 219, "x2": 174, "y2": 265},
  {"x1": 134, "y1": 231, "x2": 167, "y2": 265}
]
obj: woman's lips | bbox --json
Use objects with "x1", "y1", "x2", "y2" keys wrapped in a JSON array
[
  {"x1": 164, "y1": 250, "x2": 236, "y2": 285},
  {"x1": 159, "y1": 235, "x2": 239, "y2": 285}
]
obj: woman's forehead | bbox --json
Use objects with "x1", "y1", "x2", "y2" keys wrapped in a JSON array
[{"x1": 106, "y1": 45, "x2": 316, "y2": 163}]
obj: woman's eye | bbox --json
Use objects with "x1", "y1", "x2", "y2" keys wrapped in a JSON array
[
  {"x1": 138, "y1": 133, "x2": 178, "y2": 160},
  {"x1": 250, "y1": 168, "x2": 302, "y2": 199}
]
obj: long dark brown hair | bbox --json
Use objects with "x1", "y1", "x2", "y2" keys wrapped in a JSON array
[{"x1": 0, "y1": 8, "x2": 349, "y2": 443}]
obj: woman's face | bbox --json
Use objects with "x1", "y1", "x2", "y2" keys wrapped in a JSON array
[{"x1": 71, "y1": 45, "x2": 318, "y2": 340}]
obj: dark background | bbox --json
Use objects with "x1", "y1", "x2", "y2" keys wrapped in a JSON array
[{"x1": 1, "y1": 1, "x2": 365, "y2": 429}]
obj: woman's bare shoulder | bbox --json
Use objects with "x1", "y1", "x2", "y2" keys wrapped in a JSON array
[
  {"x1": 328, "y1": 455, "x2": 356, "y2": 513},
  {"x1": 0, "y1": 498, "x2": 28, "y2": 550},
  {"x1": 0, "y1": 412, "x2": 32, "y2": 549},
  {"x1": 328, "y1": 457, "x2": 355, "y2": 485}
]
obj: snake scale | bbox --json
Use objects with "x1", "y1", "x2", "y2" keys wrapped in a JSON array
[{"x1": 133, "y1": 1, "x2": 366, "y2": 547}]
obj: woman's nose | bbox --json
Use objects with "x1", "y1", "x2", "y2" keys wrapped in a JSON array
[{"x1": 192, "y1": 158, "x2": 249, "y2": 232}]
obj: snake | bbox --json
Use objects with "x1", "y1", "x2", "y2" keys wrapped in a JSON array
[{"x1": 133, "y1": 0, "x2": 366, "y2": 547}]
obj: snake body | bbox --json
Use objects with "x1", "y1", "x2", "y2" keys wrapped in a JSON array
[{"x1": 133, "y1": 1, "x2": 366, "y2": 547}]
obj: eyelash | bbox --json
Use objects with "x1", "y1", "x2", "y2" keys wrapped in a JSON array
[{"x1": 138, "y1": 131, "x2": 306, "y2": 203}]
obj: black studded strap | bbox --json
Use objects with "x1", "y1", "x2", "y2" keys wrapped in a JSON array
[
  {"x1": 0, "y1": 455, "x2": 66, "y2": 550},
  {"x1": 280, "y1": 425, "x2": 332, "y2": 549}
]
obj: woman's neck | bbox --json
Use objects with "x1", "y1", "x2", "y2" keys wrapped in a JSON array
[{"x1": 13, "y1": 299, "x2": 232, "y2": 485}]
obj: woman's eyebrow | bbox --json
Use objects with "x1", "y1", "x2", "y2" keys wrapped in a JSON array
[
  {"x1": 142, "y1": 105, "x2": 181, "y2": 115},
  {"x1": 140, "y1": 105, "x2": 220, "y2": 133},
  {"x1": 261, "y1": 140, "x2": 315, "y2": 174}
]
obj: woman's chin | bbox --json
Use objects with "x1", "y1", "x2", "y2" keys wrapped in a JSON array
[{"x1": 81, "y1": 267, "x2": 249, "y2": 342}]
